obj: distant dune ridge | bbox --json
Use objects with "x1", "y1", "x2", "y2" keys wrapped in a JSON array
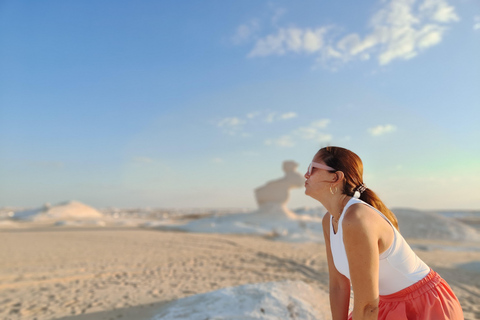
[
  {"x1": 393, "y1": 208, "x2": 480, "y2": 242},
  {"x1": 11, "y1": 200, "x2": 103, "y2": 221},
  {"x1": 151, "y1": 205, "x2": 480, "y2": 243},
  {"x1": 5, "y1": 200, "x2": 480, "y2": 242}
]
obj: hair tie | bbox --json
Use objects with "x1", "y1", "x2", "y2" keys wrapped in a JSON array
[{"x1": 356, "y1": 183, "x2": 367, "y2": 194}]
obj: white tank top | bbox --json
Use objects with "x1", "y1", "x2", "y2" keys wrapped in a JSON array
[{"x1": 330, "y1": 198, "x2": 430, "y2": 295}]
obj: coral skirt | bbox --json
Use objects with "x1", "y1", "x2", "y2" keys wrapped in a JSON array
[{"x1": 349, "y1": 269, "x2": 463, "y2": 319}]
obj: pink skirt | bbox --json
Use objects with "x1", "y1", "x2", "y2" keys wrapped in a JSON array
[{"x1": 349, "y1": 269, "x2": 464, "y2": 319}]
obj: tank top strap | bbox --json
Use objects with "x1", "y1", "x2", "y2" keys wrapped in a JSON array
[
  {"x1": 343, "y1": 198, "x2": 395, "y2": 229},
  {"x1": 331, "y1": 198, "x2": 356, "y2": 234},
  {"x1": 337, "y1": 197, "x2": 359, "y2": 225},
  {"x1": 342, "y1": 198, "x2": 397, "y2": 259}
]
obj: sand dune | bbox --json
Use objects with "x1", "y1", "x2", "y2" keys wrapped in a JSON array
[{"x1": 0, "y1": 229, "x2": 480, "y2": 320}]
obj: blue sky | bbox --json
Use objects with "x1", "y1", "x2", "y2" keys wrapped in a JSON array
[{"x1": 1, "y1": 0, "x2": 479, "y2": 210}]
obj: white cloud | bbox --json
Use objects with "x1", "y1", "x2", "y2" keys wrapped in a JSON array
[
  {"x1": 279, "y1": 112, "x2": 298, "y2": 120},
  {"x1": 474, "y1": 15, "x2": 480, "y2": 31},
  {"x1": 265, "y1": 119, "x2": 332, "y2": 148},
  {"x1": 368, "y1": 124, "x2": 397, "y2": 136},
  {"x1": 294, "y1": 127, "x2": 318, "y2": 140},
  {"x1": 246, "y1": 111, "x2": 260, "y2": 119},
  {"x1": 419, "y1": 0, "x2": 459, "y2": 23},
  {"x1": 248, "y1": 27, "x2": 329, "y2": 57},
  {"x1": 232, "y1": 20, "x2": 260, "y2": 45},
  {"x1": 217, "y1": 117, "x2": 246, "y2": 135},
  {"x1": 263, "y1": 111, "x2": 297, "y2": 122},
  {"x1": 217, "y1": 117, "x2": 244, "y2": 127},
  {"x1": 212, "y1": 158, "x2": 224, "y2": 164},
  {"x1": 310, "y1": 119, "x2": 330, "y2": 128},
  {"x1": 246, "y1": 0, "x2": 459, "y2": 67},
  {"x1": 294, "y1": 127, "x2": 332, "y2": 142},
  {"x1": 265, "y1": 112, "x2": 277, "y2": 123},
  {"x1": 216, "y1": 111, "x2": 297, "y2": 137},
  {"x1": 294, "y1": 119, "x2": 331, "y2": 141},
  {"x1": 328, "y1": 0, "x2": 459, "y2": 65},
  {"x1": 290, "y1": 119, "x2": 330, "y2": 140},
  {"x1": 264, "y1": 135, "x2": 296, "y2": 147}
]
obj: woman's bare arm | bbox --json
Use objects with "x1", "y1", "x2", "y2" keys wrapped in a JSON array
[
  {"x1": 323, "y1": 213, "x2": 351, "y2": 320},
  {"x1": 343, "y1": 205, "x2": 380, "y2": 320}
]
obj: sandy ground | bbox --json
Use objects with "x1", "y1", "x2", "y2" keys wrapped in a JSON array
[{"x1": 1, "y1": 227, "x2": 479, "y2": 320}]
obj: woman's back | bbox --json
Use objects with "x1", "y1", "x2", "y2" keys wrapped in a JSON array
[{"x1": 329, "y1": 198, "x2": 430, "y2": 295}]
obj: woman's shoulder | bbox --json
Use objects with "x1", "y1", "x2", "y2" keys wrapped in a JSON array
[
  {"x1": 342, "y1": 204, "x2": 381, "y2": 247},
  {"x1": 343, "y1": 203, "x2": 378, "y2": 230}
]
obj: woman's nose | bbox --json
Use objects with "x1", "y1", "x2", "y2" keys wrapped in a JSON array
[{"x1": 304, "y1": 172, "x2": 310, "y2": 179}]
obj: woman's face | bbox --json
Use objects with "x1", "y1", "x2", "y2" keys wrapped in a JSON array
[{"x1": 304, "y1": 155, "x2": 335, "y2": 199}]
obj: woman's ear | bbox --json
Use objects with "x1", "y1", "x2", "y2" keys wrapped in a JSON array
[{"x1": 333, "y1": 171, "x2": 345, "y2": 184}]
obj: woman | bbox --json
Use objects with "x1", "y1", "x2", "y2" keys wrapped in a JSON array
[{"x1": 304, "y1": 146, "x2": 463, "y2": 320}]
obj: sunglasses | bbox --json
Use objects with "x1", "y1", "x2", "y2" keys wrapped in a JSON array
[{"x1": 307, "y1": 162, "x2": 335, "y2": 175}]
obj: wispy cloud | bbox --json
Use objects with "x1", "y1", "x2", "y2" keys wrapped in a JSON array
[
  {"x1": 271, "y1": 7, "x2": 287, "y2": 26},
  {"x1": 265, "y1": 119, "x2": 332, "y2": 147},
  {"x1": 265, "y1": 135, "x2": 296, "y2": 147},
  {"x1": 265, "y1": 112, "x2": 298, "y2": 123},
  {"x1": 279, "y1": 112, "x2": 298, "y2": 120},
  {"x1": 474, "y1": 15, "x2": 480, "y2": 31},
  {"x1": 246, "y1": 111, "x2": 261, "y2": 119},
  {"x1": 264, "y1": 111, "x2": 298, "y2": 122},
  {"x1": 265, "y1": 112, "x2": 277, "y2": 123},
  {"x1": 368, "y1": 124, "x2": 397, "y2": 136},
  {"x1": 217, "y1": 117, "x2": 246, "y2": 135},
  {"x1": 310, "y1": 119, "x2": 330, "y2": 128},
  {"x1": 212, "y1": 157, "x2": 224, "y2": 164},
  {"x1": 216, "y1": 111, "x2": 298, "y2": 137},
  {"x1": 243, "y1": 0, "x2": 459, "y2": 67},
  {"x1": 248, "y1": 27, "x2": 329, "y2": 57},
  {"x1": 232, "y1": 20, "x2": 260, "y2": 45},
  {"x1": 218, "y1": 117, "x2": 245, "y2": 127}
]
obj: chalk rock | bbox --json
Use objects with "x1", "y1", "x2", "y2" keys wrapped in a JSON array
[
  {"x1": 11, "y1": 200, "x2": 103, "y2": 221},
  {"x1": 393, "y1": 208, "x2": 479, "y2": 242},
  {"x1": 151, "y1": 281, "x2": 331, "y2": 320}
]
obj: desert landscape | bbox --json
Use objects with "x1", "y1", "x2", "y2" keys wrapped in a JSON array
[{"x1": 1, "y1": 200, "x2": 480, "y2": 320}]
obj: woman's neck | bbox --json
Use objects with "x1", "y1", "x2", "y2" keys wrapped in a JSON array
[{"x1": 323, "y1": 194, "x2": 351, "y2": 222}]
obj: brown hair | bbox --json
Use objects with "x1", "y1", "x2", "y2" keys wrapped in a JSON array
[{"x1": 317, "y1": 146, "x2": 399, "y2": 230}]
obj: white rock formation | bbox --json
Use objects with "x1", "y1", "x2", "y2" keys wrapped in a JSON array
[
  {"x1": 393, "y1": 208, "x2": 480, "y2": 242},
  {"x1": 254, "y1": 160, "x2": 305, "y2": 220},
  {"x1": 11, "y1": 200, "x2": 103, "y2": 221},
  {"x1": 151, "y1": 281, "x2": 331, "y2": 320},
  {"x1": 145, "y1": 161, "x2": 325, "y2": 242}
]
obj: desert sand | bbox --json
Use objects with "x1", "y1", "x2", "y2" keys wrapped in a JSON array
[{"x1": 1, "y1": 226, "x2": 480, "y2": 320}]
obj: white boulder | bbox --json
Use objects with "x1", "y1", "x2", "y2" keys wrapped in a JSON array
[{"x1": 151, "y1": 281, "x2": 331, "y2": 320}]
